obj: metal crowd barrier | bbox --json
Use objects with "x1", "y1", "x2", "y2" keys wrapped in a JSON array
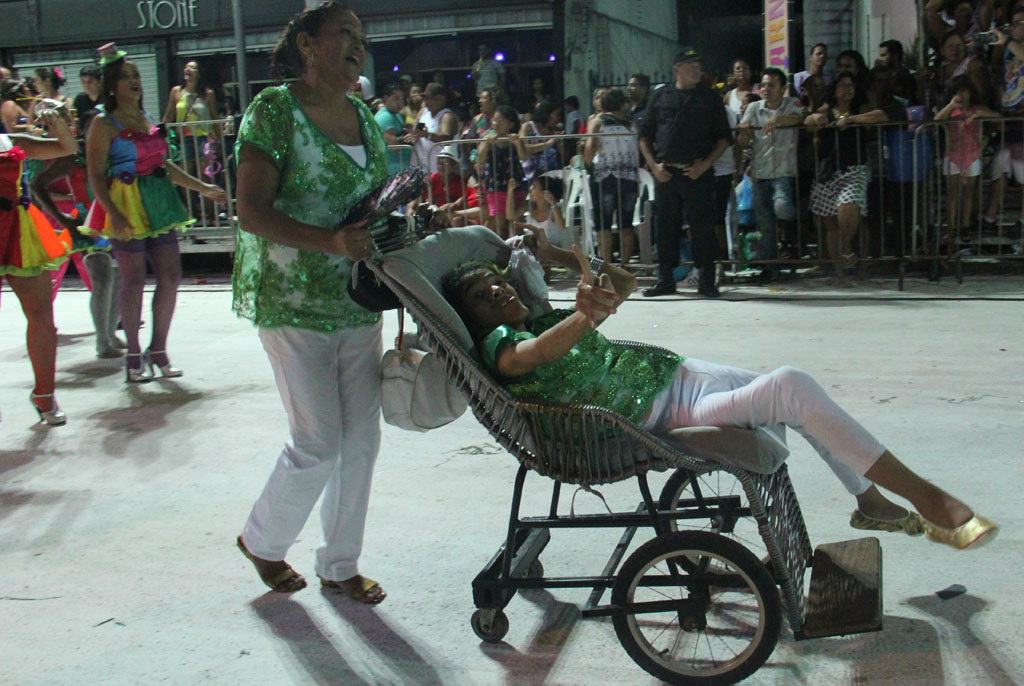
[
  {"x1": 409, "y1": 120, "x2": 1023, "y2": 288},
  {"x1": 418, "y1": 131, "x2": 646, "y2": 261},
  {"x1": 186, "y1": 117, "x2": 1022, "y2": 277},
  {"x1": 164, "y1": 118, "x2": 237, "y2": 253}
]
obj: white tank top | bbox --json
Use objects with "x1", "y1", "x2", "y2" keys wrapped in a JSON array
[
  {"x1": 415, "y1": 107, "x2": 453, "y2": 173},
  {"x1": 337, "y1": 142, "x2": 366, "y2": 168},
  {"x1": 725, "y1": 89, "x2": 746, "y2": 116},
  {"x1": 593, "y1": 115, "x2": 638, "y2": 182}
]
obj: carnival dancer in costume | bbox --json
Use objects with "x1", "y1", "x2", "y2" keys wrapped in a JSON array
[
  {"x1": 443, "y1": 229, "x2": 999, "y2": 552},
  {"x1": 1, "y1": 108, "x2": 77, "y2": 425},
  {"x1": 32, "y1": 116, "x2": 125, "y2": 359},
  {"x1": 84, "y1": 43, "x2": 225, "y2": 382}
]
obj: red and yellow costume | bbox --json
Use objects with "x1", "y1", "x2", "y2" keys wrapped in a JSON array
[{"x1": 0, "y1": 133, "x2": 71, "y2": 277}]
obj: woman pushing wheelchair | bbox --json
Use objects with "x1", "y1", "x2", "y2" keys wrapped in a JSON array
[{"x1": 441, "y1": 227, "x2": 997, "y2": 551}]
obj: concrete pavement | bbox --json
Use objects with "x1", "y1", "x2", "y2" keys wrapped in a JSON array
[{"x1": 2, "y1": 273, "x2": 1022, "y2": 686}]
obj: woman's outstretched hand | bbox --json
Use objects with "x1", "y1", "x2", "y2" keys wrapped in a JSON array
[
  {"x1": 201, "y1": 183, "x2": 228, "y2": 205},
  {"x1": 573, "y1": 244, "x2": 618, "y2": 328}
]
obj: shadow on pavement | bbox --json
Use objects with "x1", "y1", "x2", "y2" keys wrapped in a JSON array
[
  {"x1": 480, "y1": 590, "x2": 580, "y2": 686},
  {"x1": 252, "y1": 595, "x2": 373, "y2": 686},
  {"x1": 905, "y1": 593, "x2": 1018, "y2": 686},
  {"x1": 322, "y1": 588, "x2": 447, "y2": 686}
]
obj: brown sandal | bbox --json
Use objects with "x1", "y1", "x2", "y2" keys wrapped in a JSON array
[
  {"x1": 320, "y1": 574, "x2": 387, "y2": 604},
  {"x1": 236, "y1": 535, "x2": 307, "y2": 593}
]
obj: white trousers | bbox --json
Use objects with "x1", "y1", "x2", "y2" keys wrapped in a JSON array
[
  {"x1": 644, "y1": 358, "x2": 881, "y2": 494},
  {"x1": 242, "y1": 321, "x2": 383, "y2": 581}
]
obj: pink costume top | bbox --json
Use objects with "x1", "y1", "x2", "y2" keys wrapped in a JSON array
[{"x1": 83, "y1": 113, "x2": 192, "y2": 240}]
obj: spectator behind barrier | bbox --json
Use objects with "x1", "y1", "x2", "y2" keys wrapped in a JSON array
[
  {"x1": 476, "y1": 104, "x2": 527, "y2": 239},
  {"x1": 472, "y1": 42, "x2": 506, "y2": 97},
  {"x1": 564, "y1": 95, "x2": 583, "y2": 135},
  {"x1": 836, "y1": 49, "x2": 870, "y2": 93},
  {"x1": 401, "y1": 82, "x2": 423, "y2": 126},
  {"x1": 877, "y1": 39, "x2": 918, "y2": 105},
  {"x1": 793, "y1": 43, "x2": 831, "y2": 98},
  {"x1": 374, "y1": 83, "x2": 408, "y2": 176},
  {"x1": 464, "y1": 87, "x2": 504, "y2": 164},
  {"x1": 585, "y1": 87, "x2": 640, "y2": 265},
  {"x1": 925, "y1": 31, "x2": 993, "y2": 112},
  {"x1": 805, "y1": 71, "x2": 893, "y2": 276},
  {"x1": 626, "y1": 73, "x2": 651, "y2": 127},
  {"x1": 981, "y1": 11, "x2": 1024, "y2": 232},
  {"x1": 935, "y1": 74, "x2": 1000, "y2": 252},
  {"x1": 736, "y1": 67, "x2": 803, "y2": 276},
  {"x1": 516, "y1": 174, "x2": 569, "y2": 249},
  {"x1": 408, "y1": 82, "x2": 457, "y2": 173},
  {"x1": 520, "y1": 100, "x2": 563, "y2": 180},
  {"x1": 724, "y1": 58, "x2": 757, "y2": 115}
]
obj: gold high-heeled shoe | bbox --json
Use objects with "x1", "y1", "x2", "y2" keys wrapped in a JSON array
[
  {"x1": 145, "y1": 349, "x2": 183, "y2": 378},
  {"x1": 925, "y1": 514, "x2": 999, "y2": 550},
  {"x1": 30, "y1": 392, "x2": 67, "y2": 426}
]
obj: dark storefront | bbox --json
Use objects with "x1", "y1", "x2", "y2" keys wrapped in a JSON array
[
  {"x1": 1, "y1": 0, "x2": 304, "y2": 117},
  {"x1": 1, "y1": 0, "x2": 556, "y2": 117}
]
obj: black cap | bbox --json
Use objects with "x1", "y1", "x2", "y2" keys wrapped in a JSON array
[{"x1": 674, "y1": 47, "x2": 701, "y2": 64}]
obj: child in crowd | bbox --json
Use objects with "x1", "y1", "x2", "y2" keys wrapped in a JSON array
[
  {"x1": 424, "y1": 145, "x2": 479, "y2": 227},
  {"x1": 934, "y1": 74, "x2": 999, "y2": 252},
  {"x1": 512, "y1": 174, "x2": 570, "y2": 249},
  {"x1": 476, "y1": 105, "x2": 527, "y2": 239}
]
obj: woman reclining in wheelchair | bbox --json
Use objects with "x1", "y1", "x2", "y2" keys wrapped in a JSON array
[{"x1": 441, "y1": 228, "x2": 997, "y2": 551}]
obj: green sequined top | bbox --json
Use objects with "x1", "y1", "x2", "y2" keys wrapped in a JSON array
[
  {"x1": 480, "y1": 309, "x2": 683, "y2": 424},
  {"x1": 232, "y1": 85, "x2": 387, "y2": 331}
]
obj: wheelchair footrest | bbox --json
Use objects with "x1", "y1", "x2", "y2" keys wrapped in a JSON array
[
  {"x1": 798, "y1": 537, "x2": 882, "y2": 639},
  {"x1": 472, "y1": 527, "x2": 551, "y2": 609}
]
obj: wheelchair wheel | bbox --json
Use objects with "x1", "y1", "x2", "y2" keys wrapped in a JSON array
[
  {"x1": 471, "y1": 608, "x2": 509, "y2": 643},
  {"x1": 658, "y1": 469, "x2": 769, "y2": 572},
  {"x1": 611, "y1": 531, "x2": 780, "y2": 686}
]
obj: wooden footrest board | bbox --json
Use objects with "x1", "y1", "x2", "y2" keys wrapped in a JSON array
[{"x1": 799, "y1": 537, "x2": 882, "y2": 639}]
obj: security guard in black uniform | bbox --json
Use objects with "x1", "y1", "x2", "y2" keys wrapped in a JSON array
[{"x1": 639, "y1": 48, "x2": 732, "y2": 298}]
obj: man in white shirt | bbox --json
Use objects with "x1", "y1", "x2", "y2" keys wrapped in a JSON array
[{"x1": 736, "y1": 67, "x2": 804, "y2": 270}]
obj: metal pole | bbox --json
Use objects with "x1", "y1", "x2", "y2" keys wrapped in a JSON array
[{"x1": 231, "y1": 0, "x2": 250, "y2": 111}]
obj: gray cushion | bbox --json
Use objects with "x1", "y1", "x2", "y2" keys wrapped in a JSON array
[
  {"x1": 381, "y1": 226, "x2": 509, "y2": 352},
  {"x1": 663, "y1": 425, "x2": 789, "y2": 474}
]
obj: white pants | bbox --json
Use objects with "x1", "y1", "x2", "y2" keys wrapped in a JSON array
[
  {"x1": 643, "y1": 358, "x2": 880, "y2": 494},
  {"x1": 242, "y1": 321, "x2": 383, "y2": 581}
]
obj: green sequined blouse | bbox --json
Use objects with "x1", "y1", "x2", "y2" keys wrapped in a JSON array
[
  {"x1": 480, "y1": 309, "x2": 683, "y2": 424},
  {"x1": 232, "y1": 85, "x2": 387, "y2": 331}
]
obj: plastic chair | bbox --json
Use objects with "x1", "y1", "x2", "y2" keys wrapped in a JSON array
[{"x1": 633, "y1": 167, "x2": 656, "y2": 265}]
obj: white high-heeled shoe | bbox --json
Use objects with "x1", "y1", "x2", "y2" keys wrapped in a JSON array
[
  {"x1": 145, "y1": 349, "x2": 183, "y2": 378},
  {"x1": 30, "y1": 392, "x2": 67, "y2": 426},
  {"x1": 125, "y1": 353, "x2": 154, "y2": 383}
]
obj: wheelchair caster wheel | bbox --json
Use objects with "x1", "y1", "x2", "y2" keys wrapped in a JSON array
[
  {"x1": 471, "y1": 608, "x2": 509, "y2": 643},
  {"x1": 527, "y1": 559, "x2": 544, "y2": 578}
]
